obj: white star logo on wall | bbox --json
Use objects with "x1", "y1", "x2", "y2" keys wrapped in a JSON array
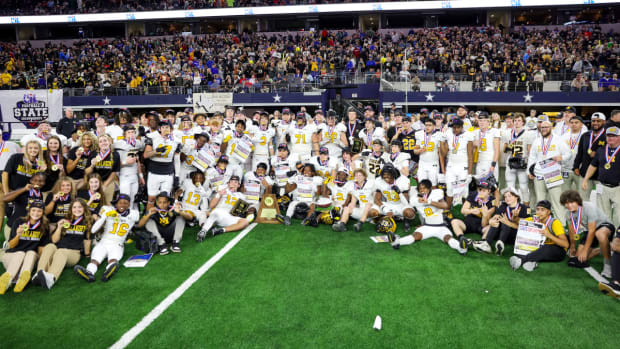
[
  {"x1": 523, "y1": 93, "x2": 533, "y2": 103},
  {"x1": 103, "y1": 96, "x2": 111, "y2": 105},
  {"x1": 185, "y1": 95, "x2": 193, "y2": 104},
  {"x1": 425, "y1": 93, "x2": 435, "y2": 102},
  {"x1": 273, "y1": 93, "x2": 282, "y2": 103}
]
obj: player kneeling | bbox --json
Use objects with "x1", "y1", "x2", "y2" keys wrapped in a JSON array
[
  {"x1": 74, "y1": 194, "x2": 139, "y2": 282},
  {"x1": 196, "y1": 175, "x2": 250, "y2": 241},
  {"x1": 175, "y1": 171, "x2": 210, "y2": 228},
  {"x1": 137, "y1": 192, "x2": 194, "y2": 255},
  {"x1": 390, "y1": 180, "x2": 467, "y2": 255}
]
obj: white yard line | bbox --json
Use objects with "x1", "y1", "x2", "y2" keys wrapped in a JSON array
[
  {"x1": 110, "y1": 223, "x2": 257, "y2": 349},
  {"x1": 584, "y1": 266, "x2": 608, "y2": 284}
]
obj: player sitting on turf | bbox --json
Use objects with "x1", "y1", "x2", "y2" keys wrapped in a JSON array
[
  {"x1": 389, "y1": 179, "x2": 467, "y2": 255},
  {"x1": 196, "y1": 175, "x2": 250, "y2": 241},
  {"x1": 333, "y1": 169, "x2": 377, "y2": 232},
  {"x1": 175, "y1": 171, "x2": 210, "y2": 228},
  {"x1": 598, "y1": 227, "x2": 620, "y2": 299},
  {"x1": 471, "y1": 186, "x2": 529, "y2": 256},
  {"x1": 0, "y1": 201, "x2": 49, "y2": 294},
  {"x1": 74, "y1": 194, "x2": 140, "y2": 282},
  {"x1": 241, "y1": 162, "x2": 273, "y2": 223},
  {"x1": 138, "y1": 192, "x2": 194, "y2": 255},
  {"x1": 450, "y1": 180, "x2": 496, "y2": 252},
  {"x1": 276, "y1": 163, "x2": 323, "y2": 226},
  {"x1": 560, "y1": 190, "x2": 614, "y2": 277},
  {"x1": 370, "y1": 163, "x2": 415, "y2": 232},
  {"x1": 509, "y1": 200, "x2": 569, "y2": 272},
  {"x1": 324, "y1": 167, "x2": 351, "y2": 213}
]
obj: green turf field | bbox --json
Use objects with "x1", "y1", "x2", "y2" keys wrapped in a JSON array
[{"x1": 1, "y1": 220, "x2": 618, "y2": 349}]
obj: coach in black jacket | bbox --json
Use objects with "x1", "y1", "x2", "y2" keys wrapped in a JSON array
[
  {"x1": 573, "y1": 112, "x2": 606, "y2": 199},
  {"x1": 56, "y1": 108, "x2": 76, "y2": 139}
]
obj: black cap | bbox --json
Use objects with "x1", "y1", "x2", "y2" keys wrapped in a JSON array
[
  {"x1": 451, "y1": 118, "x2": 464, "y2": 127},
  {"x1": 570, "y1": 115, "x2": 584, "y2": 123},
  {"x1": 478, "y1": 111, "x2": 490, "y2": 119},
  {"x1": 165, "y1": 109, "x2": 175, "y2": 115},
  {"x1": 113, "y1": 193, "x2": 131, "y2": 204},
  {"x1": 282, "y1": 107, "x2": 291, "y2": 114},
  {"x1": 122, "y1": 125, "x2": 136, "y2": 132},
  {"x1": 158, "y1": 120, "x2": 172, "y2": 127},
  {"x1": 296, "y1": 112, "x2": 306, "y2": 119},
  {"x1": 29, "y1": 200, "x2": 44, "y2": 209},
  {"x1": 194, "y1": 132, "x2": 210, "y2": 140},
  {"x1": 319, "y1": 147, "x2": 329, "y2": 154},
  {"x1": 364, "y1": 105, "x2": 374, "y2": 111},
  {"x1": 217, "y1": 155, "x2": 229, "y2": 163},
  {"x1": 564, "y1": 106, "x2": 576, "y2": 114},
  {"x1": 372, "y1": 139, "x2": 383, "y2": 145},
  {"x1": 277, "y1": 143, "x2": 289, "y2": 151},
  {"x1": 229, "y1": 175, "x2": 240, "y2": 182},
  {"x1": 536, "y1": 200, "x2": 552, "y2": 210},
  {"x1": 181, "y1": 115, "x2": 191, "y2": 122},
  {"x1": 225, "y1": 105, "x2": 235, "y2": 110}
]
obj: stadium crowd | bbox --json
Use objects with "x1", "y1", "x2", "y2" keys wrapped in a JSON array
[
  {"x1": 1, "y1": 27, "x2": 619, "y2": 94},
  {"x1": 1, "y1": 0, "x2": 391, "y2": 16},
  {"x1": 0, "y1": 104, "x2": 618, "y2": 300}
]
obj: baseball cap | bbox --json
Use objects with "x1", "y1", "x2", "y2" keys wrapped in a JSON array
[
  {"x1": 591, "y1": 112, "x2": 606, "y2": 121},
  {"x1": 282, "y1": 107, "x2": 291, "y2": 114},
  {"x1": 536, "y1": 200, "x2": 552, "y2": 210},
  {"x1": 165, "y1": 109, "x2": 175, "y2": 115},
  {"x1": 277, "y1": 143, "x2": 289, "y2": 151},
  {"x1": 296, "y1": 112, "x2": 306, "y2": 119},
  {"x1": 564, "y1": 106, "x2": 576, "y2": 114},
  {"x1": 457, "y1": 105, "x2": 468, "y2": 111},
  {"x1": 537, "y1": 115, "x2": 550, "y2": 123},
  {"x1": 229, "y1": 175, "x2": 240, "y2": 182},
  {"x1": 194, "y1": 132, "x2": 209, "y2": 140},
  {"x1": 478, "y1": 111, "x2": 490, "y2": 119},
  {"x1": 505, "y1": 112, "x2": 514, "y2": 118},
  {"x1": 158, "y1": 120, "x2": 172, "y2": 127},
  {"x1": 327, "y1": 110, "x2": 338, "y2": 118},
  {"x1": 402, "y1": 115, "x2": 412, "y2": 122},
  {"x1": 420, "y1": 108, "x2": 429, "y2": 114},
  {"x1": 451, "y1": 118, "x2": 464, "y2": 127},
  {"x1": 113, "y1": 193, "x2": 131, "y2": 204},
  {"x1": 29, "y1": 200, "x2": 44, "y2": 209},
  {"x1": 364, "y1": 105, "x2": 374, "y2": 111},
  {"x1": 319, "y1": 147, "x2": 329, "y2": 154},
  {"x1": 314, "y1": 109, "x2": 324, "y2": 115},
  {"x1": 217, "y1": 155, "x2": 229, "y2": 163},
  {"x1": 570, "y1": 116, "x2": 584, "y2": 123},
  {"x1": 181, "y1": 115, "x2": 192, "y2": 122},
  {"x1": 372, "y1": 139, "x2": 383, "y2": 145},
  {"x1": 606, "y1": 126, "x2": 620, "y2": 136},
  {"x1": 501, "y1": 186, "x2": 521, "y2": 198}
]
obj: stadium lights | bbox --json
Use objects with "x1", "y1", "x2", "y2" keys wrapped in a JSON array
[{"x1": 2, "y1": 0, "x2": 619, "y2": 25}]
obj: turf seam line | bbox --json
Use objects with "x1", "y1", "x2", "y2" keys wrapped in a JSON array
[{"x1": 109, "y1": 223, "x2": 257, "y2": 349}]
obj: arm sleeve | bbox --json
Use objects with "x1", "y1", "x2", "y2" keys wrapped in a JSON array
[{"x1": 91, "y1": 214, "x2": 107, "y2": 233}]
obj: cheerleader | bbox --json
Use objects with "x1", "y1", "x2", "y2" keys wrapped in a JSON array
[
  {"x1": 43, "y1": 135, "x2": 67, "y2": 193},
  {"x1": 44, "y1": 177, "x2": 75, "y2": 231},
  {"x1": 33, "y1": 199, "x2": 93, "y2": 289},
  {"x1": 1, "y1": 172, "x2": 46, "y2": 242},
  {"x1": 85, "y1": 135, "x2": 120, "y2": 203},
  {"x1": 66, "y1": 132, "x2": 98, "y2": 189},
  {"x1": 0, "y1": 201, "x2": 49, "y2": 294},
  {"x1": 113, "y1": 127, "x2": 144, "y2": 209},
  {"x1": 76, "y1": 173, "x2": 108, "y2": 221}
]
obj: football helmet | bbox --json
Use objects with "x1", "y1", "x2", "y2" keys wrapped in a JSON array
[
  {"x1": 318, "y1": 207, "x2": 341, "y2": 225},
  {"x1": 277, "y1": 195, "x2": 291, "y2": 214},
  {"x1": 293, "y1": 202, "x2": 310, "y2": 220},
  {"x1": 376, "y1": 216, "x2": 397, "y2": 238}
]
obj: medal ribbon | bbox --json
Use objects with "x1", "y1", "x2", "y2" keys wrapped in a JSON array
[
  {"x1": 355, "y1": 180, "x2": 366, "y2": 191},
  {"x1": 475, "y1": 194, "x2": 488, "y2": 206},
  {"x1": 367, "y1": 129, "x2": 373, "y2": 146},
  {"x1": 328, "y1": 125, "x2": 335, "y2": 143},
  {"x1": 424, "y1": 131, "x2": 432, "y2": 149},
  {"x1": 534, "y1": 215, "x2": 553, "y2": 232},
  {"x1": 541, "y1": 135, "x2": 553, "y2": 156},
  {"x1": 569, "y1": 132, "x2": 581, "y2": 150},
  {"x1": 72, "y1": 216, "x2": 84, "y2": 226},
  {"x1": 126, "y1": 137, "x2": 136, "y2": 147},
  {"x1": 605, "y1": 146, "x2": 619, "y2": 168},
  {"x1": 29, "y1": 188, "x2": 41, "y2": 198},
  {"x1": 347, "y1": 121, "x2": 357, "y2": 138},
  {"x1": 390, "y1": 151, "x2": 399, "y2": 161},
  {"x1": 37, "y1": 131, "x2": 48, "y2": 141},
  {"x1": 49, "y1": 152, "x2": 60, "y2": 166},
  {"x1": 569, "y1": 207, "x2": 582, "y2": 235},
  {"x1": 506, "y1": 203, "x2": 519, "y2": 220},
  {"x1": 453, "y1": 133, "x2": 461, "y2": 151},
  {"x1": 588, "y1": 129, "x2": 604, "y2": 151},
  {"x1": 99, "y1": 148, "x2": 111, "y2": 160},
  {"x1": 28, "y1": 219, "x2": 41, "y2": 231},
  {"x1": 89, "y1": 190, "x2": 98, "y2": 200}
]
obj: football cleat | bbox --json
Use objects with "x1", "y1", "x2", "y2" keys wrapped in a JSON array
[
  {"x1": 41, "y1": 271, "x2": 56, "y2": 290},
  {"x1": 74, "y1": 265, "x2": 95, "y2": 283},
  {"x1": 598, "y1": 281, "x2": 620, "y2": 299},
  {"x1": 101, "y1": 262, "x2": 119, "y2": 282},
  {"x1": 391, "y1": 237, "x2": 400, "y2": 250},
  {"x1": 13, "y1": 270, "x2": 31, "y2": 293},
  {"x1": 472, "y1": 240, "x2": 492, "y2": 254},
  {"x1": 509, "y1": 256, "x2": 522, "y2": 271},
  {"x1": 458, "y1": 235, "x2": 469, "y2": 250},
  {"x1": 495, "y1": 240, "x2": 505, "y2": 256},
  {"x1": 276, "y1": 214, "x2": 291, "y2": 226},
  {"x1": 567, "y1": 256, "x2": 577, "y2": 267},
  {"x1": 386, "y1": 230, "x2": 397, "y2": 244},
  {"x1": 522, "y1": 261, "x2": 538, "y2": 272},
  {"x1": 301, "y1": 216, "x2": 311, "y2": 226},
  {"x1": 196, "y1": 230, "x2": 208, "y2": 243},
  {"x1": 211, "y1": 227, "x2": 225, "y2": 236},
  {"x1": 332, "y1": 222, "x2": 347, "y2": 232},
  {"x1": 353, "y1": 221, "x2": 363, "y2": 232},
  {"x1": 457, "y1": 246, "x2": 468, "y2": 256},
  {"x1": 246, "y1": 213, "x2": 255, "y2": 223},
  {"x1": 159, "y1": 244, "x2": 170, "y2": 256},
  {"x1": 171, "y1": 241, "x2": 181, "y2": 253},
  {"x1": 32, "y1": 270, "x2": 44, "y2": 287},
  {"x1": 0, "y1": 272, "x2": 12, "y2": 295}
]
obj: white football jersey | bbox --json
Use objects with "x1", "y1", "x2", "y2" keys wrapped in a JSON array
[
  {"x1": 271, "y1": 155, "x2": 300, "y2": 187},
  {"x1": 359, "y1": 127, "x2": 386, "y2": 148},
  {"x1": 287, "y1": 123, "x2": 317, "y2": 156},
  {"x1": 98, "y1": 206, "x2": 140, "y2": 244},
  {"x1": 251, "y1": 127, "x2": 275, "y2": 157},
  {"x1": 310, "y1": 156, "x2": 337, "y2": 180},
  {"x1": 381, "y1": 152, "x2": 411, "y2": 172},
  {"x1": 375, "y1": 176, "x2": 410, "y2": 205},
  {"x1": 180, "y1": 181, "x2": 210, "y2": 212},
  {"x1": 350, "y1": 179, "x2": 376, "y2": 206},
  {"x1": 224, "y1": 132, "x2": 254, "y2": 164},
  {"x1": 214, "y1": 190, "x2": 246, "y2": 211},
  {"x1": 275, "y1": 119, "x2": 293, "y2": 145},
  {"x1": 113, "y1": 138, "x2": 144, "y2": 177},
  {"x1": 174, "y1": 128, "x2": 196, "y2": 147},
  {"x1": 206, "y1": 165, "x2": 243, "y2": 192},
  {"x1": 146, "y1": 132, "x2": 181, "y2": 164},
  {"x1": 318, "y1": 123, "x2": 347, "y2": 154},
  {"x1": 289, "y1": 174, "x2": 322, "y2": 203},
  {"x1": 410, "y1": 188, "x2": 445, "y2": 225},
  {"x1": 474, "y1": 127, "x2": 500, "y2": 162},
  {"x1": 445, "y1": 129, "x2": 474, "y2": 165},
  {"x1": 415, "y1": 130, "x2": 445, "y2": 164},
  {"x1": 361, "y1": 151, "x2": 386, "y2": 179},
  {"x1": 327, "y1": 180, "x2": 350, "y2": 207}
]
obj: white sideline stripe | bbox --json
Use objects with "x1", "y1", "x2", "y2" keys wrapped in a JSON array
[
  {"x1": 584, "y1": 266, "x2": 608, "y2": 284},
  {"x1": 109, "y1": 223, "x2": 257, "y2": 349}
]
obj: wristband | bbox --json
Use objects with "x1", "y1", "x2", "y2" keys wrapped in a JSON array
[
  {"x1": 491, "y1": 161, "x2": 497, "y2": 167},
  {"x1": 139, "y1": 173, "x2": 144, "y2": 178}
]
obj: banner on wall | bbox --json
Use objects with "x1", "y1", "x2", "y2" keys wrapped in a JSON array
[
  {"x1": 193, "y1": 92, "x2": 233, "y2": 113},
  {"x1": 0, "y1": 89, "x2": 64, "y2": 128}
]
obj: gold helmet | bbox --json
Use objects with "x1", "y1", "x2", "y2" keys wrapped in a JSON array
[
  {"x1": 318, "y1": 207, "x2": 341, "y2": 225},
  {"x1": 376, "y1": 216, "x2": 397, "y2": 238}
]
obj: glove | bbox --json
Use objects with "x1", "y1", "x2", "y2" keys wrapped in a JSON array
[
  {"x1": 392, "y1": 185, "x2": 401, "y2": 194},
  {"x1": 155, "y1": 145, "x2": 166, "y2": 153},
  {"x1": 173, "y1": 176, "x2": 180, "y2": 189}
]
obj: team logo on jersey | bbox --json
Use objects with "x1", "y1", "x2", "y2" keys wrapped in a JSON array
[{"x1": 13, "y1": 93, "x2": 50, "y2": 128}]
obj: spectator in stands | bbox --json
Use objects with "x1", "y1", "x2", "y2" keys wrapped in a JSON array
[
  {"x1": 571, "y1": 73, "x2": 588, "y2": 92},
  {"x1": 532, "y1": 65, "x2": 546, "y2": 92}
]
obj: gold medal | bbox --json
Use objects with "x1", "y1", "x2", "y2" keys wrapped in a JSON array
[
  {"x1": 77, "y1": 147, "x2": 84, "y2": 153},
  {"x1": 37, "y1": 160, "x2": 45, "y2": 167},
  {"x1": 114, "y1": 217, "x2": 120, "y2": 223},
  {"x1": 604, "y1": 163, "x2": 611, "y2": 170},
  {"x1": 95, "y1": 156, "x2": 101, "y2": 163},
  {"x1": 63, "y1": 222, "x2": 71, "y2": 229},
  {"x1": 94, "y1": 193, "x2": 101, "y2": 200},
  {"x1": 587, "y1": 149, "x2": 592, "y2": 155},
  {"x1": 58, "y1": 191, "x2": 64, "y2": 196},
  {"x1": 51, "y1": 165, "x2": 58, "y2": 171}
]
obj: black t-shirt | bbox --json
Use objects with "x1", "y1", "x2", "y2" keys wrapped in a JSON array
[
  {"x1": 56, "y1": 219, "x2": 89, "y2": 250},
  {"x1": 344, "y1": 120, "x2": 364, "y2": 140},
  {"x1": 150, "y1": 211, "x2": 179, "y2": 230},
  {"x1": 44, "y1": 195, "x2": 72, "y2": 223},
  {"x1": 7, "y1": 218, "x2": 47, "y2": 253},
  {"x1": 496, "y1": 202, "x2": 530, "y2": 225},
  {"x1": 92, "y1": 150, "x2": 121, "y2": 181},
  {"x1": 464, "y1": 192, "x2": 496, "y2": 224},
  {"x1": 573, "y1": 130, "x2": 606, "y2": 178},
  {"x1": 76, "y1": 189, "x2": 103, "y2": 215},
  {"x1": 591, "y1": 145, "x2": 619, "y2": 186},
  {"x1": 8, "y1": 190, "x2": 44, "y2": 227},
  {"x1": 67, "y1": 147, "x2": 96, "y2": 180},
  {"x1": 3, "y1": 153, "x2": 38, "y2": 191},
  {"x1": 42, "y1": 151, "x2": 68, "y2": 192}
]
